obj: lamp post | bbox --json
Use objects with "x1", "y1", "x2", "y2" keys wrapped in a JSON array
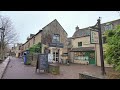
[{"x1": 89, "y1": 17, "x2": 106, "y2": 75}]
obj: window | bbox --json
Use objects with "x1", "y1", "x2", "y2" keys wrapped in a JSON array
[
  {"x1": 104, "y1": 24, "x2": 113, "y2": 30},
  {"x1": 102, "y1": 36, "x2": 106, "y2": 44},
  {"x1": 78, "y1": 42, "x2": 82, "y2": 47},
  {"x1": 74, "y1": 52, "x2": 88, "y2": 60},
  {"x1": 52, "y1": 34, "x2": 60, "y2": 43}
]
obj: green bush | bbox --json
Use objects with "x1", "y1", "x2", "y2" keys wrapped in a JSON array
[
  {"x1": 104, "y1": 25, "x2": 120, "y2": 71},
  {"x1": 28, "y1": 42, "x2": 42, "y2": 54}
]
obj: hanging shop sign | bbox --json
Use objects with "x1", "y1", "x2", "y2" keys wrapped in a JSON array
[
  {"x1": 90, "y1": 30, "x2": 99, "y2": 44},
  {"x1": 49, "y1": 43, "x2": 64, "y2": 48}
]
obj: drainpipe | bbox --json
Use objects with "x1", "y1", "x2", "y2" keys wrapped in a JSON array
[{"x1": 95, "y1": 44, "x2": 97, "y2": 66}]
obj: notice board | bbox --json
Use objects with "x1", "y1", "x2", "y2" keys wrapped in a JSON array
[{"x1": 38, "y1": 54, "x2": 48, "y2": 70}]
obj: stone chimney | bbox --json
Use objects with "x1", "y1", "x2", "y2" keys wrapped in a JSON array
[
  {"x1": 76, "y1": 26, "x2": 79, "y2": 31},
  {"x1": 30, "y1": 34, "x2": 34, "y2": 38},
  {"x1": 27, "y1": 37, "x2": 30, "y2": 41}
]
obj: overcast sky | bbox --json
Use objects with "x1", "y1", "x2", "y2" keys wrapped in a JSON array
[{"x1": 1, "y1": 11, "x2": 120, "y2": 45}]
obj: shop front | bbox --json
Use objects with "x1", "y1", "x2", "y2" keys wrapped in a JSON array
[
  {"x1": 70, "y1": 47, "x2": 96, "y2": 65},
  {"x1": 45, "y1": 43, "x2": 64, "y2": 63}
]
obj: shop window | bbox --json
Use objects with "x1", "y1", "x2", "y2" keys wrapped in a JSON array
[
  {"x1": 89, "y1": 52, "x2": 95, "y2": 59},
  {"x1": 78, "y1": 42, "x2": 82, "y2": 47},
  {"x1": 74, "y1": 52, "x2": 88, "y2": 60}
]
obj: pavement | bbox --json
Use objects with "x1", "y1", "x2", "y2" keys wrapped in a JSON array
[
  {"x1": 0, "y1": 56, "x2": 11, "y2": 79},
  {"x1": 2, "y1": 57, "x2": 55, "y2": 79},
  {"x1": 1, "y1": 57, "x2": 114, "y2": 79}
]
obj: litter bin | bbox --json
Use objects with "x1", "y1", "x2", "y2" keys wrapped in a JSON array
[
  {"x1": 23, "y1": 50, "x2": 31, "y2": 65},
  {"x1": 23, "y1": 52, "x2": 30, "y2": 65},
  {"x1": 23, "y1": 53, "x2": 27, "y2": 65}
]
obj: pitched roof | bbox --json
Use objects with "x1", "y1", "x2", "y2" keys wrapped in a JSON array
[
  {"x1": 72, "y1": 27, "x2": 90, "y2": 38},
  {"x1": 22, "y1": 19, "x2": 67, "y2": 46},
  {"x1": 70, "y1": 47, "x2": 95, "y2": 52},
  {"x1": 72, "y1": 18, "x2": 120, "y2": 39},
  {"x1": 42, "y1": 19, "x2": 68, "y2": 35}
]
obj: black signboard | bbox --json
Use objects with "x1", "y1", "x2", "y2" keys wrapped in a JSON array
[
  {"x1": 38, "y1": 54, "x2": 48, "y2": 70},
  {"x1": 49, "y1": 43, "x2": 64, "y2": 48}
]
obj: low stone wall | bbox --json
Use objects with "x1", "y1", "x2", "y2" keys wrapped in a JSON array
[
  {"x1": 0, "y1": 56, "x2": 11, "y2": 79},
  {"x1": 31, "y1": 53, "x2": 39, "y2": 67},
  {"x1": 79, "y1": 72, "x2": 105, "y2": 79}
]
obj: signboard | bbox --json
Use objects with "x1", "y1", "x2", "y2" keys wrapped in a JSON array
[
  {"x1": 38, "y1": 54, "x2": 48, "y2": 70},
  {"x1": 49, "y1": 43, "x2": 64, "y2": 48},
  {"x1": 48, "y1": 54, "x2": 53, "y2": 63},
  {"x1": 90, "y1": 30, "x2": 99, "y2": 44}
]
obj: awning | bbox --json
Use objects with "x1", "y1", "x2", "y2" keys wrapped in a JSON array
[{"x1": 70, "y1": 47, "x2": 95, "y2": 52}]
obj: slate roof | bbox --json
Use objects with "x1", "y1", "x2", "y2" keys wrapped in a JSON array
[
  {"x1": 70, "y1": 47, "x2": 95, "y2": 52},
  {"x1": 72, "y1": 27, "x2": 90, "y2": 38},
  {"x1": 72, "y1": 19, "x2": 120, "y2": 39}
]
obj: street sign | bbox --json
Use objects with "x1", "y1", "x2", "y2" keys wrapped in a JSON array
[{"x1": 90, "y1": 30, "x2": 99, "y2": 44}]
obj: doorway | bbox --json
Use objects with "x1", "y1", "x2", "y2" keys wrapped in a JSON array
[
  {"x1": 88, "y1": 51, "x2": 95, "y2": 65},
  {"x1": 53, "y1": 49, "x2": 59, "y2": 62}
]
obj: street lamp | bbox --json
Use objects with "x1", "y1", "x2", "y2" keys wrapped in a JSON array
[{"x1": 89, "y1": 17, "x2": 106, "y2": 75}]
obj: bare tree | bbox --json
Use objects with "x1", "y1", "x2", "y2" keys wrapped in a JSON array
[{"x1": 0, "y1": 15, "x2": 18, "y2": 60}]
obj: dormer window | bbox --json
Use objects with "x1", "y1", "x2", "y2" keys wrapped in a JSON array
[{"x1": 104, "y1": 23, "x2": 113, "y2": 30}]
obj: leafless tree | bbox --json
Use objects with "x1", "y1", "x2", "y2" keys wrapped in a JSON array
[{"x1": 0, "y1": 15, "x2": 18, "y2": 60}]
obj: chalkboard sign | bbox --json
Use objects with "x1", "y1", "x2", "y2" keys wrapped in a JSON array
[{"x1": 38, "y1": 54, "x2": 48, "y2": 70}]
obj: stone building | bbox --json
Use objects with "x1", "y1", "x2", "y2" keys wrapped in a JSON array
[
  {"x1": 21, "y1": 19, "x2": 68, "y2": 63},
  {"x1": 10, "y1": 43, "x2": 22, "y2": 57},
  {"x1": 69, "y1": 19, "x2": 120, "y2": 67}
]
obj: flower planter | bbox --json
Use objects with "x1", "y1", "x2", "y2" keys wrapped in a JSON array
[{"x1": 48, "y1": 64, "x2": 60, "y2": 75}]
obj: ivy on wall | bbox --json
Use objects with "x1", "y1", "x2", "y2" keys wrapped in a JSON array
[
  {"x1": 41, "y1": 33, "x2": 52, "y2": 45},
  {"x1": 28, "y1": 42, "x2": 42, "y2": 54}
]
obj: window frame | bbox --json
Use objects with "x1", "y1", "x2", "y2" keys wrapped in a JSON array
[
  {"x1": 102, "y1": 36, "x2": 107, "y2": 44},
  {"x1": 104, "y1": 23, "x2": 113, "y2": 31},
  {"x1": 52, "y1": 34, "x2": 60, "y2": 43},
  {"x1": 78, "y1": 42, "x2": 82, "y2": 47}
]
